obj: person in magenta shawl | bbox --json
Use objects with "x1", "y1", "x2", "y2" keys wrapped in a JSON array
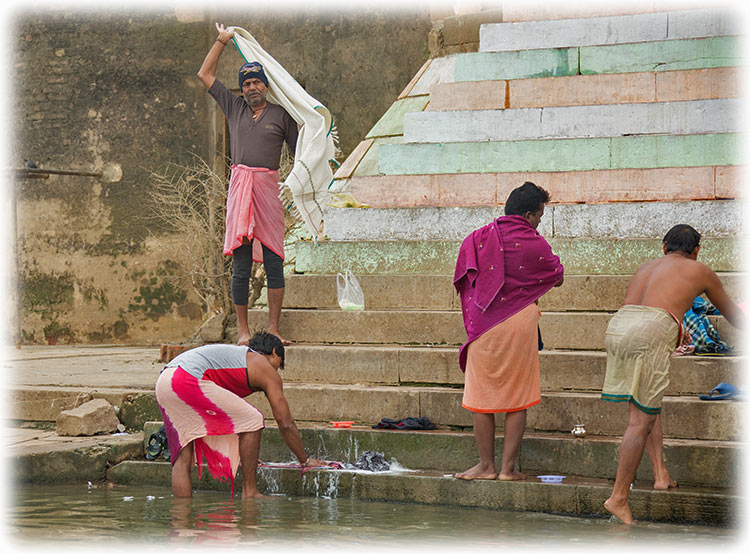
[{"x1": 453, "y1": 182, "x2": 564, "y2": 481}]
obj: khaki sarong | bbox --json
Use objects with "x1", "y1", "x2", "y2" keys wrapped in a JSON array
[
  {"x1": 601, "y1": 305, "x2": 680, "y2": 415},
  {"x1": 462, "y1": 303, "x2": 541, "y2": 413}
]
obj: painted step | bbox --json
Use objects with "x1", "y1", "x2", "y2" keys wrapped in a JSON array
[
  {"x1": 341, "y1": 166, "x2": 740, "y2": 207},
  {"x1": 295, "y1": 238, "x2": 740, "y2": 275},
  {"x1": 479, "y1": 9, "x2": 737, "y2": 53},
  {"x1": 378, "y1": 133, "x2": 740, "y2": 176},
  {"x1": 322, "y1": 201, "x2": 742, "y2": 242},
  {"x1": 106, "y1": 461, "x2": 737, "y2": 525},
  {"x1": 403, "y1": 99, "x2": 740, "y2": 143},
  {"x1": 427, "y1": 68, "x2": 740, "y2": 111},
  {"x1": 455, "y1": 36, "x2": 740, "y2": 82},
  {"x1": 284, "y1": 274, "x2": 744, "y2": 312}
]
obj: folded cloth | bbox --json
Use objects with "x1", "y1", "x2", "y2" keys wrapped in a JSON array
[
  {"x1": 372, "y1": 417, "x2": 435, "y2": 430},
  {"x1": 229, "y1": 27, "x2": 340, "y2": 240},
  {"x1": 683, "y1": 296, "x2": 731, "y2": 354}
]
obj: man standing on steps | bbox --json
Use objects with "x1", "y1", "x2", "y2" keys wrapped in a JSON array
[
  {"x1": 602, "y1": 224, "x2": 744, "y2": 525},
  {"x1": 198, "y1": 23, "x2": 298, "y2": 346},
  {"x1": 453, "y1": 182, "x2": 564, "y2": 481}
]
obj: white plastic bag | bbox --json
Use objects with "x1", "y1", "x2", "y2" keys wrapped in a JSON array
[{"x1": 336, "y1": 270, "x2": 365, "y2": 311}]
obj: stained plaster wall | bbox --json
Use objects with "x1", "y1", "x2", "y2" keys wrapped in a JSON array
[{"x1": 10, "y1": 7, "x2": 431, "y2": 345}]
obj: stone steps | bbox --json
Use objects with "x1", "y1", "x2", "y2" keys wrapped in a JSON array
[
  {"x1": 478, "y1": 8, "x2": 737, "y2": 53},
  {"x1": 344, "y1": 166, "x2": 739, "y2": 208},
  {"x1": 321, "y1": 201, "x2": 742, "y2": 242},
  {"x1": 378, "y1": 133, "x2": 739, "y2": 176},
  {"x1": 295, "y1": 238, "x2": 739, "y2": 275},
  {"x1": 427, "y1": 68, "x2": 740, "y2": 111},
  {"x1": 284, "y1": 273, "x2": 744, "y2": 312},
  {"x1": 404, "y1": 99, "x2": 739, "y2": 143}
]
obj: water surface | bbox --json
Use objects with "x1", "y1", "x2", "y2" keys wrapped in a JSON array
[{"x1": 9, "y1": 483, "x2": 739, "y2": 550}]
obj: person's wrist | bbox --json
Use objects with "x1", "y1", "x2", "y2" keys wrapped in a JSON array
[{"x1": 216, "y1": 36, "x2": 228, "y2": 45}]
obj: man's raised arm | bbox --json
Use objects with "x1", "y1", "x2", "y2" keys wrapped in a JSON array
[
  {"x1": 702, "y1": 266, "x2": 745, "y2": 329},
  {"x1": 197, "y1": 23, "x2": 234, "y2": 89}
]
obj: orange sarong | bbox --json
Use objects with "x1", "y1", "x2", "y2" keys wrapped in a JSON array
[{"x1": 462, "y1": 302, "x2": 541, "y2": 413}]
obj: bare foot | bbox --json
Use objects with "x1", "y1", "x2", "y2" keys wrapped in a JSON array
[
  {"x1": 268, "y1": 327, "x2": 291, "y2": 346},
  {"x1": 497, "y1": 471, "x2": 527, "y2": 481},
  {"x1": 242, "y1": 489, "x2": 266, "y2": 499},
  {"x1": 237, "y1": 332, "x2": 251, "y2": 346},
  {"x1": 604, "y1": 497, "x2": 634, "y2": 525},
  {"x1": 455, "y1": 463, "x2": 497, "y2": 481},
  {"x1": 653, "y1": 477, "x2": 678, "y2": 490}
]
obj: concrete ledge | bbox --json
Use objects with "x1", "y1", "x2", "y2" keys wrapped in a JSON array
[
  {"x1": 295, "y1": 238, "x2": 741, "y2": 275},
  {"x1": 105, "y1": 461, "x2": 738, "y2": 525}
]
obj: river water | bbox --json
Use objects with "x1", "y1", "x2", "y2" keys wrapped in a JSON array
[{"x1": 7, "y1": 483, "x2": 741, "y2": 551}]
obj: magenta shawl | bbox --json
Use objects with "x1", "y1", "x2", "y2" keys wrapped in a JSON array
[{"x1": 454, "y1": 215, "x2": 564, "y2": 371}]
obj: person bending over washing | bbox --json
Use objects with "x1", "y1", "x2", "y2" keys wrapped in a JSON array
[{"x1": 155, "y1": 332, "x2": 327, "y2": 498}]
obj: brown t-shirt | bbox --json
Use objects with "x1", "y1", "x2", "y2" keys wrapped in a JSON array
[{"x1": 208, "y1": 79, "x2": 298, "y2": 170}]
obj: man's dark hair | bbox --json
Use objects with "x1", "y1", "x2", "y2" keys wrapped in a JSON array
[
  {"x1": 504, "y1": 181, "x2": 550, "y2": 216},
  {"x1": 663, "y1": 224, "x2": 701, "y2": 255},
  {"x1": 248, "y1": 331, "x2": 285, "y2": 369}
]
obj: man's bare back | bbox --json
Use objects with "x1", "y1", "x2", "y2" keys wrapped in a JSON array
[{"x1": 622, "y1": 249, "x2": 743, "y2": 328}]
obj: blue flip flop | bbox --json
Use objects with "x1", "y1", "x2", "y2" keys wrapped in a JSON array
[{"x1": 699, "y1": 382, "x2": 740, "y2": 401}]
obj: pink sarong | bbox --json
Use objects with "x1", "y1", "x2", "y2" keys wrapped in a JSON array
[
  {"x1": 224, "y1": 164, "x2": 285, "y2": 262},
  {"x1": 155, "y1": 366, "x2": 265, "y2": 495}
]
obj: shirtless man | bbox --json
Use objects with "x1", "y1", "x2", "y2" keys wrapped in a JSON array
[{"x1": 601, "y1": 224, "x2": 743, "y2": 524}]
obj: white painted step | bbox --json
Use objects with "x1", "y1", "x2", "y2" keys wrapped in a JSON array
[
  {"x1": 479, "y1": 8, "x2": 739, "y2": 53},
  {"x1": 403, "y1": 99, "x2": 740, "y2": 144}
]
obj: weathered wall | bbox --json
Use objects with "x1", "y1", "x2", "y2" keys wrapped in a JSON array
[{"x1": 10, "y1": 7, "x2": 430, "y2": 345}]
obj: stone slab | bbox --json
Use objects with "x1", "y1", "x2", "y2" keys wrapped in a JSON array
[
  {"x1": 342, "y1": 166, "x2": 738, "y2": 207},
  {"x1": 378, "y1": 133, "x2": 740, "y2": 175},
  {"x1": 333, "y1": 137, "x2": 373, "y2": 180},
  {"x1": 580, "y1": 36, "x2": 740, "y2": 75},
  {"x1": 323, "y1": 200, "x2": 742, "y2": 242},
  {"x1": 56, "y1": 398, "x2": 120, "y2": 437},
  {"x1": 295, "y1": 238, "x2": 741, "y2": 275},
  {"x1": 408, "y1": 55, "x2": 456, "y2": 97},
  {"x1": 354, "y1": 136, "x2": 403, "y2": 177},
  {"x1": 405, "y1": 98, "x2": 739, "y2": 143}
]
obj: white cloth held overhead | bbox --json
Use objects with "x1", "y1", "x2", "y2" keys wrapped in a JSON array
[{"x1": 229, "y1": 26, "x2": 341, "y2": 240}]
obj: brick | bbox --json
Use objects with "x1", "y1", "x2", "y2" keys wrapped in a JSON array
[
  {"x1": 655, "y1": 67, "x2": 740, "y2": 102},
  {"x1": 428, "y1": 80, "x2": 507, "y2": 111}
]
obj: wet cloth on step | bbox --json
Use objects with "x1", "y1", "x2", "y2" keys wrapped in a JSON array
[
  {"x1": 454, "y1": 215, "x2": 563, "y2": 371},
  {"x1": 353, "y1": 451, "x2": 391, "y2": 472},
  {"x1": 683, "y1": 297, "x2": 731, "y2": 355},
  {"x1": 462, "y1": 302, "x2": 541, "y2": 413},
  {"x1": 601, "y1": 305, "x2": 680, "y2": 415},
  {"x1": 155, "y1": 362, "x2": 265, "y2": 495},
  {"x1": 224, "y1": 164, "x2": 285, "y2": 262},
  {"x1": 372, "y1": 417, "x2": 435, "y2": 430}
]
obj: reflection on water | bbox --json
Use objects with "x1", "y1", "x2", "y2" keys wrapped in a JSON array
[{"x1": 9, "y1": 483, "x2": 738, "y2": 549}]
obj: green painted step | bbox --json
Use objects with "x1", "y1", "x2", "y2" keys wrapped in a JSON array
[
  {"x1": 106, "y1": 460, "x2": 737, "y2": 525},
  {"x1": 455, "y1": 36, "x2": 740, "y2": 82},
  {"x1": 295, "y1": 237, "x2": 740, "y2": 275},
  {"x1": 376, "y1": 133, "x2": 739, "y2": 176}
]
